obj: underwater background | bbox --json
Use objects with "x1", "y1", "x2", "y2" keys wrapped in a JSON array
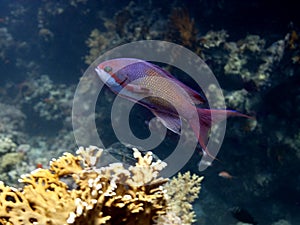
[{"x1": 0, "y1": 0, "x2": 299, "y2": 224}]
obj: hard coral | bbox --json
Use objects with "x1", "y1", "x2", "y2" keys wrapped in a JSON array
[
  {"x1": 161, "y1": 172, "x2": 203, "y2": 225},
  {"x1": 0, "y1": 146, "x2": 203, "y2": 225},
  {"x1": 200, "y1": 30, "x2": 228, "y2": 49},
  {"x1": 224, "y1": 34, "x2": 285, "y2": 90}
]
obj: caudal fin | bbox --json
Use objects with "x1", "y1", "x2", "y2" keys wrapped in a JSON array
[{"x1": 189, "y1": 108, "x2": 251, "y2": 157}]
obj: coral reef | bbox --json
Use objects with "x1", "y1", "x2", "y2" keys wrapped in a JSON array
[
  {"x1": 19, "y1": 75, "x2": 74, "y2": 122},
  {"x1": 0, "y1": 103, "x2": 26, "y2": 141},
  {"x1": 0, "y1": 1, "x2": 299, "y2": 224},
  {"x1": 0, "y1": 146, "x2": 203, "y2": 225},
  {"x1": 223, "y1": 34, "x2": 285, "y2": 90},
  {"x1": 0, "y1": 76, "x2": 76, "y2": 185},
  {"x1": 84, "y1": 1, "x2": 165, "y2": 64}
]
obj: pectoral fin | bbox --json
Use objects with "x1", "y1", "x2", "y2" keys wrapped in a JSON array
[
  {"x1": 152, "y1": 110, "x2": 181, "y2": 134},
  {"x1": 125, "y1": 84, "x2": 152, "y2": 94}
]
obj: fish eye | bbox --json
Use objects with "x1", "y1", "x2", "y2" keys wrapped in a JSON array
[{"x1": 104, "y1": 66, "x2": 112, "y2": 73}]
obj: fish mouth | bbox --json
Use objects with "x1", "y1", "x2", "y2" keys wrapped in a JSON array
[{"x1": 95, "y1": 67, "x2": 111, "y2": 84}]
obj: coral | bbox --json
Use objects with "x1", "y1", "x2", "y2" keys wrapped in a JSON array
[
  {"x1": 154, "y1": 210, "x2": 183, "y2": 225},
  {"x1": 0, "y1": 137, "x2": 17, "y2": 154},
  {"x1": 157, "y1": 172, "x2": 204, "y2": 225},
  {"x1": 205, "y1": 84, "x2": 227, "y2": 108},
  {"x1": 0, "y1": 152, "x2": 23, "y2": 171},
  {"x1": 287, "y1": 30, "x2": 299, "y2": 50},
  {"x1": 168, "y1": 8, "x2": 197, "y2": 47},
  {"x1": 0, "y1": 103, "x2": 26, "y2": 140},
  {"x1": 0, "y1": 146, "x2": 202, "y2": 225},
  {"x1": 84, "y1": 2, "x2": 164, "y2": 65},
  {"x1": 224, "y1": 34, "x2": 285, "y2": 89},
  {"x1": 286, "y1": 30, "x2": 300, "y2": 65},
  {"x1": 224, "y1": 41, "x2": 247, "y2": 75},
  {"x1": 111, "y1": 1, "x2": 165, "y2": 41},
  {"x1": 225, "y1": 89, "x2": 249, "y2": 109},
  {"x1": 84, "y1": 28, "x2": 117, "y2": 65},
  {"x1": 200, "y1": 30, "x2": 228, "y2": 49},
  {"x1": 239, "y1": 35, "x2": 266, "y2": 53},
  {"x1": 0, "y1": 137, "x2": 26, "y2": 186}
]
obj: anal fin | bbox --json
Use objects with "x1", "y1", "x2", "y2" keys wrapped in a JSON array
[{"x1": 152, "y1": 110, "x2": 181, "y2": 134}]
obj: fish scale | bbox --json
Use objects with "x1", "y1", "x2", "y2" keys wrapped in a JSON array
[
  {"x1": 139, "y1": 73, "x2": 192, "y2": 111},
  {"x1": 114, "y1": 62, "x2": 194, "y2": 116}
]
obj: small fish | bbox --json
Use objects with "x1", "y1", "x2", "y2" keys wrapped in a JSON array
[
  {"x1": 230, "y1": 207, "x2": 258, "y2": 225},
  {"x1": 218, "y1": 171, "x2": 235, "y2": 179},
  {"x1": 36, "y1": 163, "x2": 43, "y2": 169},
  {"x1": 95, "y1": 58, "x2": 250, "y2": 157}
]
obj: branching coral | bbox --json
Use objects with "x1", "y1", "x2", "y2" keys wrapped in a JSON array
[
  {"x1": 168, "y1": 8, "x2": 197, "y2": 47},
  {"x1": 0, "y1": 146, "x2": 203, "y2": 225},
  {"x1": 157, "y1": 172, "x2": 204, "y2": 225}
]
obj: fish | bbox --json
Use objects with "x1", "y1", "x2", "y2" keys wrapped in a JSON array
[
  {"x1": 218, "y1": 171, "x2": 235, "y2": 179},
  {"x1": 230, "y1": 207, "x2": 258, "y2": 225},
  {"x1": 95, "y1": 58, "x2": 250, "y2": 157}
]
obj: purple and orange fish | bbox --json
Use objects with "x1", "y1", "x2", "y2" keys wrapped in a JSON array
[{"x1": 95, "y1": 58, "x2": 250, "y2": 157}]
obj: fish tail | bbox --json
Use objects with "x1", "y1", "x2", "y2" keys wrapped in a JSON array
[{"x1": 189, "y1": 108, "x2": 251, "y2": 159}]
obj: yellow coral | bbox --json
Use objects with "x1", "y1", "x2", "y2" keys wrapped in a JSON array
[{"x1": 0, "y1": 146, "x2": 203, "y2": 225}]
